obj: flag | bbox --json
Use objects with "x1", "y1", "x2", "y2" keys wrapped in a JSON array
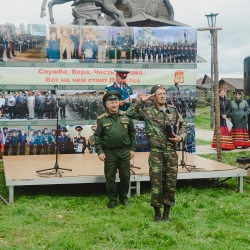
[{"x1": 0, "y1": 127, "x2": 5, "y2": 152}]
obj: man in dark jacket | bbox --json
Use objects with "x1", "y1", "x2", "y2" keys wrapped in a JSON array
[{"x1": 94, "y1": 90, "x2": 136, "y2": 209}]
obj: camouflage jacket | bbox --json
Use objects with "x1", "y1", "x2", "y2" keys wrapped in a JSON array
[{"x1": 126, "y1": 100, "x2": 187, "y2": 152}]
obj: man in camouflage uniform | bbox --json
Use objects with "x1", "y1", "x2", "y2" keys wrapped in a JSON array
[
  {"x1": 126, "y1": 85, "x2": 187, "y2": 222},
  {"x1": 94, "y1": 90, "x2": 136, "y2": 209}
]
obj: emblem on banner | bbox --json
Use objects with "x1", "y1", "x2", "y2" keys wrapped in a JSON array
[{"x1": 174, "y1": 70, "x2": 185, "y2": 83}]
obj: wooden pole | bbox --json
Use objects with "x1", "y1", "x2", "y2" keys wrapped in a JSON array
[{"x1": 213, "y1": 30, "x2": 222, "y2": 161}]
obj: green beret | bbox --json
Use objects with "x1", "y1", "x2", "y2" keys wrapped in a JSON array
[{"x1": 103, "y1": 90, "x2": 122, "y2": 103}]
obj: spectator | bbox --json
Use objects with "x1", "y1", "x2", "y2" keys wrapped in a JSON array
[
  {"x1": 211, "y1": 88, "x2": 235, "y2": 150},
  {"x1": 229, "y1": 91, "x2": 250, "y2": 148}
]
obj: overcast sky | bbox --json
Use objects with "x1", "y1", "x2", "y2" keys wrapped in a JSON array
[{"x1": 1, "y1": 0, "x2": 249, "y2": 79}]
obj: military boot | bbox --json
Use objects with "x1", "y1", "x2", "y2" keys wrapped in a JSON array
[
  {"x1": 153, "y1": 206, "x2": 162, "y2": 222},
  {"x1": 163, "y1": 204, "x2": 171, "y2": 222}
]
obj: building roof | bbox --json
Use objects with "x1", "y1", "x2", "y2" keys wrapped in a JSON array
[
  {"x1": 197, "y1": 74, "x2": 244, "y2": 91},
  {"x1": 196, "y1": 55, "x2": 207, "y2": 63},
  {"x1": 219, "y1": 78, "x2": 243, "y2": 90}
]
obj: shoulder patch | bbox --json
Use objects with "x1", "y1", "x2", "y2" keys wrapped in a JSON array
[
  {"x1": 97, "y1": 112, "x2": 108, "y2": 119},
  {"x1": 119, "y1": 111, "x2": 126, "y2": 115}
]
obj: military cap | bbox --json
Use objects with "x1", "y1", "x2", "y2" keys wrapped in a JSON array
[
  {"x1": 12, "y1": 129, "x2": 16, "y2": 132},
  {"x1": 37, "y1": 130, "x2": 41, "y2": 133},
  {"x1": 151, "y1": 84, "x2": 166, "y2": 94},
  {"x1": 3, "y1": 127, "x2": 8, "y2": 130},
  {"x1": 103, "y1": 90, "x2": 122, "y2": 103},
  {"x1": 60, "y1": 126, "x2": 68, "y2": 132},
  {"x1": 114, "y1": 69, "x2": 130, "y2": 78},
  {"x1": 75, "y1": 126, "x2": 83, "y2": 131}
]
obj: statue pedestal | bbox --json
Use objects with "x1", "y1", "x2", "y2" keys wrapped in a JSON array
[{"x1": 72, "y1": 3, "x2": 107, "y2": 25}]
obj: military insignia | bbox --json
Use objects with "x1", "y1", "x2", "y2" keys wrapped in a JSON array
[
  {"x1": 174, "y1": 70, "x2": 185, "y2": 83},
  {"x1": 124, "y1": 124, "x2": 127, "y2": 128},
  {"x1": 103, "y1": 123, "x2": 112, "y2": 127}
]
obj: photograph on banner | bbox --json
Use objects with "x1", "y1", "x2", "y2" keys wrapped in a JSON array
[
  {"x1": 186, "y1": 123, "x2": 196, "y2": 154},
  {"x1": 132, "y1": 85, "x2": 196, "y2": 123},
  {"x1": 135, "y1": 124, "x2": 150, "y2": 152},
  {"x1": 134, "y1": 26, "x2": 197, "y2": 63},
  {"x1": 109, "y1": 26, "x2": 134, "y2": 64},
  {"x1": 0, "y1": 23, "x2": 46, "y2": 62},
  {"x1": 0, "y1": 89, "x2": 105, "y2": 121},
  {"x1": 134, "y1": 123, "x2": 196, "y2": 154},
  {"x1": 78, "y1": 26, "x2": 109, "y2": 63},
  {"x1": 0, "y1": 124, "x2": 97, "y2": 157}
]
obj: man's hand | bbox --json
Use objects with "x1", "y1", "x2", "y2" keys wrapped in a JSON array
[
  {"x1": 168, "y1": 133, "x2": 183, "y2": 143},
  {"x1": 130, "y1": 151, "x2": 135, "y2": 159},
  {"x1": 119, "y1": 100, "x2": 126, "y2": 106},
  {"x1": 98, "y1": 153, "x2": 106, "y2": 162},
  {"x1": 142, "y1": 93, "x2": 155, "y2": 103}
]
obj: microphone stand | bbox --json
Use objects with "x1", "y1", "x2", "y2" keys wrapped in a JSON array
[
  {"x1": 0, "y1": 195, "x2": 8, "y2": 205},
  {"x1": 36, "y1": 86, "x2": 72, "y2": 177},
  {"x1": 124, "y1": 80, "x2": 141, "y2": 174},
  {"x1": 174, "y1": 83, "x2": 196, "y2": 172}
]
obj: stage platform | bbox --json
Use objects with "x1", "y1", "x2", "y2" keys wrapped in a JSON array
[{"x1": 3, "y1": 152, "x2": 249, "y2": 202}]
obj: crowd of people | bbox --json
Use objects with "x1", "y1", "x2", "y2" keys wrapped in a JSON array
[
  {"x1": 0, "y1": 34, "x2": 45, "y2": 60},
  {"x1": 211, "y1": 89, "x2": 250, "y2": 150},
  {"x1": 0, "y1": 90, "x2": 60, "y2": 120},
  {"x1": 66, "y1": 91, "x2": 105, "y2": 120},
  {"x1": 134, "y1": 44, "x2": 197, "y2": 63},
  {"x1": 46, "y1": 29, "x2": 98, "y2": 63},
  {"x1": 1, "y1": 125, "x2": 97, "y2": 156}
]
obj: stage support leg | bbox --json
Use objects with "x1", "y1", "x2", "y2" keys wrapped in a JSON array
[
  {"x1": 238, "y1": 176, "x2": 243, "y2": 193},
  {"x1": 128, "y1": 182, "x2": 131, "y2": 198},
  {"x1": 136, "y1": 181, "x2": 140, "y2": 196},
  {"x1": 9, "y1": 186, "x2": 14, "y2": 203}
]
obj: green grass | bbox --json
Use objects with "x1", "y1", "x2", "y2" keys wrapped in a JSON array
[
  {"x1": 199, "y1": 151, "x2": 250, "y2": 165},
  {"x1": 195, "y1": 138, "x2": 211, "y2": 146},
  {"x1": 1, "y1": 154, "x2": 250, "y2": 250},
  {"x1": 196, "y1": 106, "x2": 214, "y2": 130}
]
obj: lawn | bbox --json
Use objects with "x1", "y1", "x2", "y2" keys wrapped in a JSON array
[
  {"x1": 196, "y1": 106, "x2": 214, "y2": 130},
  {"x1": 0, "y1": 150, "x2": 250, "y2": 250}
]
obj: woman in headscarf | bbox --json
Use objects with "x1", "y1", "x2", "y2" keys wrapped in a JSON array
[
  {"x1": 211, "y1": 88, "x2": 235, "y2": 149},
  {"x1": 229, "y1": 91, "x2": 250, "y2": 148}
]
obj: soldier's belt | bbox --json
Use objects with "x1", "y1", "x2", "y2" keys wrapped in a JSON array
[{"x1": 103, "y1": 146, "x2": 131, "y2": 150}]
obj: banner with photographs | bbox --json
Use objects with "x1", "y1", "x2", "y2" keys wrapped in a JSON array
[
  {"x1": 0, "y1": 122, "x2": 196, "y2": 157},
  {"x1": 0, "y1": 84, "x2": 196, "y2": 122},
  {"x1": 0, "y1": 23, "x2": 197, "y2": 64},
  {"x1": 0, "y1": 125, "x2": 95, "y2": 157},
  {"x1": 0, "y1": 23, "x2": 197, "y2": 155}
]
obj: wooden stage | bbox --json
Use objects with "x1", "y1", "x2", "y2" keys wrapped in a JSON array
[{"x1": 3, "y1": 152, "x2": 249, "y2": 202}]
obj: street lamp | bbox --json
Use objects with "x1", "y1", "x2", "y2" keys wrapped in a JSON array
[
  {"x1": 205, "y1": 13, "x2": 218, "y2": 28},
  {"x1": 198, "y1": 14, "x2": 222, "y2": 161},
  {"x1": 205, "y1": 13, "x2": 219, "y2": 129}
]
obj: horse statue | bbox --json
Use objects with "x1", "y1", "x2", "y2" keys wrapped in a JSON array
[{"x1": 41, "y1": 0, "x2": 127, "y2": 26}]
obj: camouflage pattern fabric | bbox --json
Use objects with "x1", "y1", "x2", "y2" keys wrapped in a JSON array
[{"x1": 126, "y1": 100, "x2": 187, "y2": 207}]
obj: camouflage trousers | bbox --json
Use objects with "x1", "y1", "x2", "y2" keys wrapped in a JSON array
[{"x1": 148, "y1": 150, "x2": 178, "y2": 208}]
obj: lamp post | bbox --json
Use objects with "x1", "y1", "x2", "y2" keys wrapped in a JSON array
[
  {"x1": 205, "y1": 13, "x2": 218, "y2": 129},
  {"x1": 198, "y1": 13, "x2": 222, "y2": 162}
]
